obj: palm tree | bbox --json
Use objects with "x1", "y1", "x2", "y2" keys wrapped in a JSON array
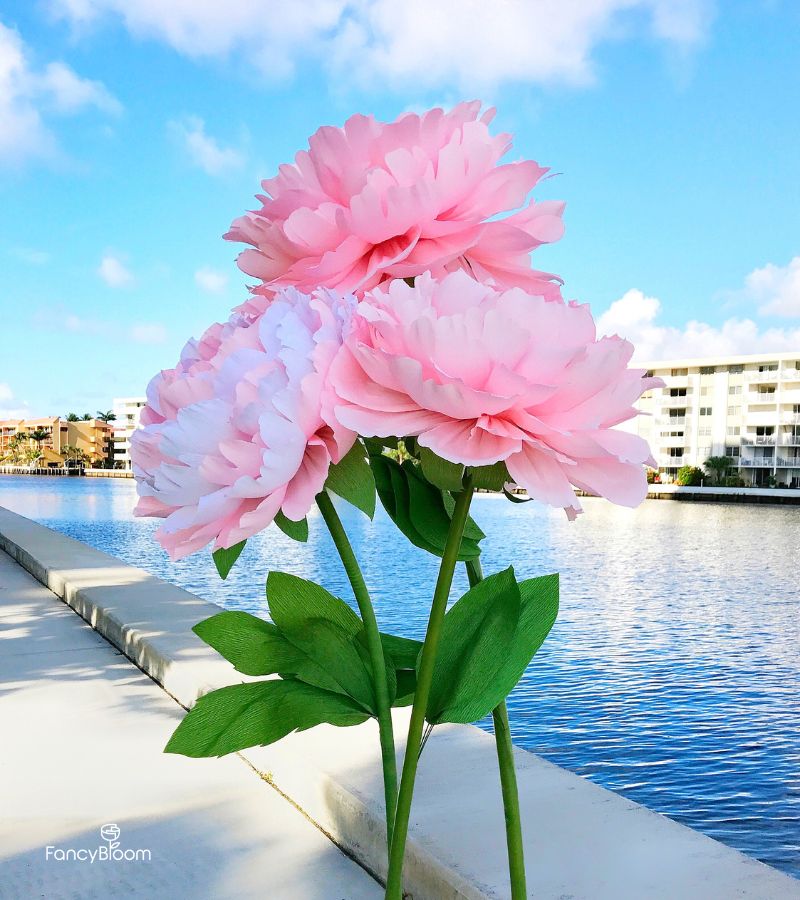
[
  {"x1": 27, "y1": 427, "x2": 51, "y2": 448},
  {"x1": 96, "y1": 410, "x2": 117, "y2": 423},
  {"x1": 704, "y1": 455, "x2": 733, "y2": 486},
  {"x1": 65, "y1": 412, "x2": 80, "y2": 421},
  {"x1": 62, "y1": 445, "x2": 88, "y2": 468},
  {"x1": 81, "y1": 413, "x2": 92, "y2": 421}
]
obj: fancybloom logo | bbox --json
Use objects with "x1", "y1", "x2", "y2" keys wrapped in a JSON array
[{"x1": 45, "y1": 824, "x2": 151, "y2": 863}]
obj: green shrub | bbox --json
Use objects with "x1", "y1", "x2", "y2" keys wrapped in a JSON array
[{"x1": 676, "y1": 465, "x2": 703, "y2": 486}]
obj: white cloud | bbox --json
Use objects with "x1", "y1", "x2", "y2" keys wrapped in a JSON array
[
  {"x1": 597, "y1": 288, "x2": 800, "y2": 363},
  {"x1": 744, "y1": 256, "x2": 800, "y2": 318},
  {"x1": 47, "y1": 0, "x2": 715, "y2": 92},
  {"x1": 169, "y1": 116, "x2": 244, "y2": 175},
  {"x1": 32, "y1": 307, "x2": 166, "y2": 344},
  {"x1": 10, "y1": 246, "x2": 50, "y2": 265},
  {"x1": 194, "y1": 266, "x2": 228, "y2": 293},
  {"x1": 0, "y1": 383, "x2": 32, "y2": 419},
  {"x1": 97, "y1": 253, "x2": 133, "y2": 287},
  {"x1": 0, "y1": 20, "x2": 121, "y2": 167},
  {"x1": 129, "y1": 323, "x2": 167, "y2": 344}
]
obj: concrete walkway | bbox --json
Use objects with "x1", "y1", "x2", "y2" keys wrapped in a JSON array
[{"x1": 0, "y1": 549, "x2": 381, "y2": 899}]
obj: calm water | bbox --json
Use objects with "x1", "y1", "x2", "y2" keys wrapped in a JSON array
[{"x1": 2, "y1": 476, "x2": 799, "y2": 878}]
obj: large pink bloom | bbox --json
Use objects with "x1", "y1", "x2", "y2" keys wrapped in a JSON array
[
  {"x1": 131, "y1": 288, "x2": 356, "y2": 559},
  {"x1": 225, "y1": 102, "x2": 564, "y2": 314},
  {"x1": 331, "y1": 272, "x2": 662, "y2": 519}
]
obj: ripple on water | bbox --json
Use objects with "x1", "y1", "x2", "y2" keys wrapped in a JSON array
[{"x1": 1, "y1": 476, "x2": 798, "y2": 878}]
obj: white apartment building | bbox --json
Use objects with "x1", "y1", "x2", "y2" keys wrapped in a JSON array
[
  {"x1": 627, "y1": 352, "x2": 800, "y2": 488},
  {"x1": 112, "y1": 397, "x2": 147, "y2": 469}
]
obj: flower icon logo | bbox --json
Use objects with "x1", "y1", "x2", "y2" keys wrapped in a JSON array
[{"x1": 100, "y1": 823, "x2": 121, "y2": 847}]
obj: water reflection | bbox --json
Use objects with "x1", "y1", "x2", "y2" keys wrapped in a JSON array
[{"x1": 1, "y1": 476, "x2": 798, "y2": 877}]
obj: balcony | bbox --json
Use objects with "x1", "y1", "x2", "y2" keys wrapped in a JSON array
[
  {"x1": 662, "y1": 417, "x2": 687, "y2": 427},
  {"x1": 741, "y1": 436, "x2": 776, "y2": 446},
  {"x1": 739, "y1": 458, "x2": 775, "y2": 467},
  {"x1": 776, "y1": 457, "x2": 800, "y2": 468},
  {"x1": 781, "y1": 433, "x2": 800, "y2": 446}
]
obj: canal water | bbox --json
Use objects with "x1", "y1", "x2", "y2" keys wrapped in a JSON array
[{"x1": 1, "y1": 475, "x2": 798, "y2": 878}]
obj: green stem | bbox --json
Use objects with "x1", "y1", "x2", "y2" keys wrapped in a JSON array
[
  {"x1": 385, "y1": 473, "x2": 475, "y2": 899},
  {"x1": 466, "y1": 558, "x2": 527, "y2": 900},
  {"x1": 316, "y1": 490, "x2": 397, "y2": 850}
]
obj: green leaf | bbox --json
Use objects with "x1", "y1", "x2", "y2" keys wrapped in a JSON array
[
  {"x1": 418, "y1": 446, "x2": 464, "y2": 490},
  {"x1": 426, "y1": 568, "x2": 521, "y2": 724},
  {"x1": 281, "y1": 618, "x2": 376, "y2": 711},
  {"x1": 369, "y1": 453, "x2": 482, "y2": 561},
  {"x1": 442, "y1": 488, "x2": 485, "y2": 543},
  {"x1": 393, "y1": 669, "x2": 417, "y2": 707},
  {"x1": 429, "y1": 571, "x2": 559, "y2": 724},
  {"x1": 275, "y1": 510, "x2": 309, "y2": 542},
  {"x1": 471, "y1": 462, "x2": 510, "y2": 492},
  {"x1": 194, "y1": 611, "x2": 305, "y2": 676},
  {"x1": 212, "y1": 541, "x2": 246, "y2": 580},
  {"x1": 324, "y1": 441, "x2": 376, "y2": 518},
  {"x1": 503, "y1": 487, "x2": 531, "y2": 503},
  {"x1": 165, "y1": 680, "x2": 369, "y2": 758},
  {"x1": 266, "y1": 571, "x2": 362, "y2": 637},
  {"x1": 380, "y1": 632, "x2": 423, "y2": 670}
]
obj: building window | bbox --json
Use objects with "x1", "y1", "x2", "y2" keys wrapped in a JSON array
[
  {"x1": 669, "y1": 388, "x2": 687, "y2": 397},
  {"x1": 728, "y1": 385, "x2": 742, "y2": 395},
  {"x1": 699, "y1": 426, "x2": 711, "y2": 437},
  {"x1": 725, "y1": 445, "x2": 741, "y2": 458},
  {"x1": 700, "y1": 386, "x2": 711, "y2": 396},
  {"x1": 700, "y1": 366, "x2": 715, "y2": 374},
  {"x1": 671, "y1": 368, "x2": 688, "y2": 377},
  {"x1": 728, "y1": 364, "x2": 744, "y2": 374},
  {"x1": 759, "y1": 363, "x2": 778, "y2": 372},
  {"x1": 757, "y1": 386, "x2": 776, "y2": 395},
  {"x1": 728, "y1": 405, "x2": 741, "y2": 416},
  {"x1": 700, "y1": 407, "x2": 712, "y2": 416},
  {"x1": 727, "y1": 426, "x2": 740, "y2": 436},
  {"x1": 645, "y1": 370, "x2": 654, "y2": 378},
  {"x1": 669, "y1": 447, "x2": 684, "y2": 458}
]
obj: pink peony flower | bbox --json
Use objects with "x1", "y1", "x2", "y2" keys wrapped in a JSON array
[
  {"x1": 131, "y1": 288, "x2": 356, "y2": 559},
  {"x1": 225, "y1": 101, "x2": 565, "y2": 314},
  {"x1": 330, "y1": 272, "x2": 662, "y2": 519}
]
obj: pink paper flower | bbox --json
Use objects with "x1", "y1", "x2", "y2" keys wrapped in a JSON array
[
  {"x1": 225, "y1": 101, "x2": 565, "y2": 314},
  {"x1": 131, "y1": 288, "x2": 356, "y2": 559},
  {"x1": 331, "y1": 272, "x2": 662, "y2": 519}
]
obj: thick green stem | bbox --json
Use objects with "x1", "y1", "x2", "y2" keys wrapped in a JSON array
[
  {"x1": 466, "y1": 558, "x2": 527, "y2": 900},
  {"x1": 385, "y1": 474, "x2": 475, "y2": 899},
  {"x1": 316, "y1": 490, "x2": 397, "y2": 849}
]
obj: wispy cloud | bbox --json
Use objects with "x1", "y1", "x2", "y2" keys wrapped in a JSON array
[
  {"x1": 0, "y1": 382, "x2": 32, "y2": 419},
  {"x1": 745, "y1": 256, "x2": 800, "y2": 318},
  {"x1": 169, "y1": 116, "x2": 244, "y2": 176},
  {"x1": 97, "y1": 253, "x2": 134, "y2": 287},
  {"x1": 47, "y1": 0, "x2": 715, "y2": 93},
  {"x1": 9, "y1": 246, "x2": 50, "y2": 265},
  {"x1": 194, "y1": 266, "x2": 228, "y2": 293},
  {"x1": 33, "y1": 307, "x2": 167, "y2": 344},
  {"x1": 0, "y1": 19, "x2": 121, "y2": 168}
]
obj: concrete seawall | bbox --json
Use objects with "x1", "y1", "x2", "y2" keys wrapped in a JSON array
[
  {"x1": 647, "y1": 484, "x2": 800, "y2": 504},
  {"x1": 1, "y1": 505, "x2": 798, "y2": 899}
]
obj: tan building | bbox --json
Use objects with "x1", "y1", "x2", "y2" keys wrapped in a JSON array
[
  {"x1": 112, "y1": 397, "x2": 147, "y2": 470},
  {"x1": 0, "y1": 417, "x2": 113, "y2": 467}
]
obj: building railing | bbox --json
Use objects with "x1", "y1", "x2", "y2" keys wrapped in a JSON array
[
  {"x1": 741, "y1": 436, "x2": 776, "y2": 446},
  {"x1": 739, "y1": 458, "x2": 775, "y2": 467},
  {"x1": 776, "y1": 457, "x2": 800, "y2": 468},
  {"x1": 746, "y1": 368, "x2": 800, "y2": 382}
]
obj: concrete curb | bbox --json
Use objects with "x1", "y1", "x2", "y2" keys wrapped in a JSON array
[{"x1": 1, "y1": 505, "x2": 798, "y2": 899}]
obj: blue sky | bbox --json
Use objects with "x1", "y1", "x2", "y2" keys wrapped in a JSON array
[{"x1": 1, "y1": 0, "x2": 799, "y2": 418}]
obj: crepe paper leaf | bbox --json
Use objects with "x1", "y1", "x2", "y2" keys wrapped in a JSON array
[
  {"x1": 442, "y1": 488, "x2": 486, "y2": 543},
  {"x1": 212, "y1": 540, "x2": 246, "y2": 580},
  {"x1": 426, "y1": 567, "x2": 521, "y2": 725},
  {"x1": 380, "y1": 632, "x2": 423, "y2": 670},
  {"x1": 471, "y1": 462, "x2": 510, "y2": 492},
  {"x1": 194, "y1": 611, "x2": 305, "y2": 676},
  {"x1": 431, "y1": 571, "x2": 559, "y2": 725},
  {"x1": 266, "y1": 571, "x2": 362, "y2": 638},
  {"x1": 393, "y1": 669, "x2": 417, "y2": 707},
  {"x1": 369, "y1": 453, "x2": 482, "y2": 561},
  {"x1": 418, "y1": 446, "x2": 464, "y2": 491},
  {"x1": 324, "y1": 441, "x2": 376, "y2": 518},
  {"x1": 164, "y1": 680, "x2": 369, "y2": 758},
  {"x1": 275, "y1": 511, "x2": 309, "y2": 542},
  {"x1": 503, "y1": 487, "x2": 531, "y2": 503}
]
